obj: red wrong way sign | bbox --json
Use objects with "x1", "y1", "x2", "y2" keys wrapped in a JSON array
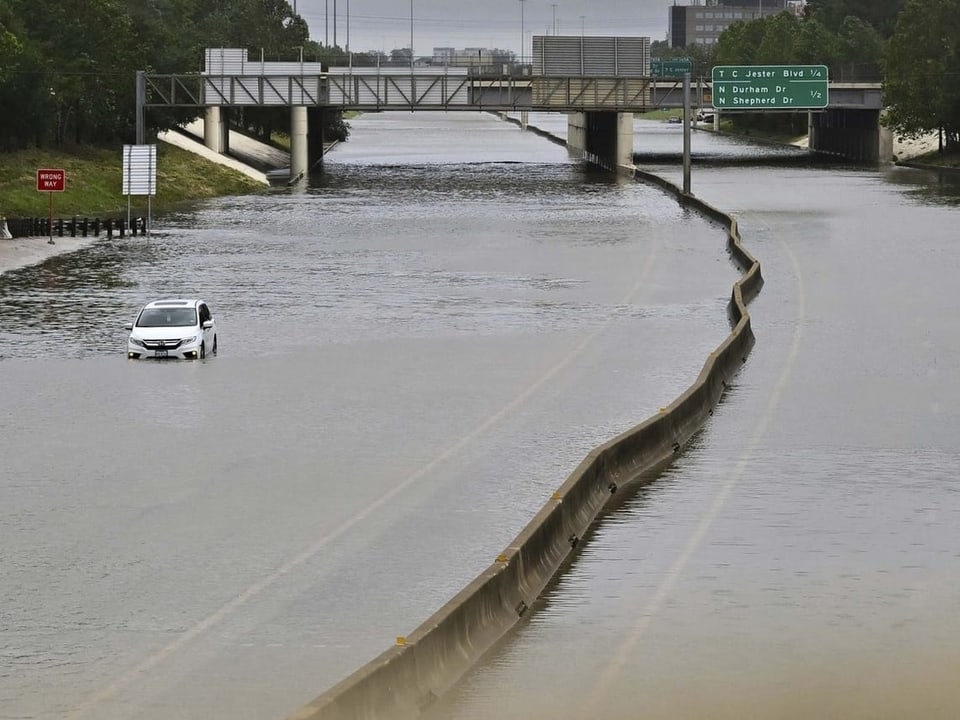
[{"x1": 37, "y1": 168, "x2": 66, "y2": 192}]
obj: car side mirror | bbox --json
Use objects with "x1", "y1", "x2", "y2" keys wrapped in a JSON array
[
  {"x1": 124, "y1": 323, "x2": 133, "y2": 331},
  {"x1": 202, "y1": 320, "x2": 214, "y2": 330}
]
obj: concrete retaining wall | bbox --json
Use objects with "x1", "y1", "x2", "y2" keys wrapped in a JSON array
[{"x1": 287, "y1": 150, "x2": 762, "y2": 720}]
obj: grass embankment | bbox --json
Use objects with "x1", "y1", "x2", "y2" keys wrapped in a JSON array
[
  {"x1": 910, "y1": 149, "x2": 960, "y2": 168},
  {"x1": 0, "y1": 144, "x2": 264, "y2": 217},
  {"x1": 638, "y1": 109, "x2": 682, "y2": 122}
]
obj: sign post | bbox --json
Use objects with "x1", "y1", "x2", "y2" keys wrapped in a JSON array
[
  {"x1": 36, "y1": 168, "x2": 65, "y2": 244},
  {"x1": 711, "y1": 65, "x2": 829, "y2": 110},
  {"x1": 122, "y1": 145, "x2": 157, "y2": 236}
]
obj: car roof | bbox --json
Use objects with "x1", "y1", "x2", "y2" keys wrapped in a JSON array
[{"x1": 142, "y1": 299, "x2": 204, "y2": 308}]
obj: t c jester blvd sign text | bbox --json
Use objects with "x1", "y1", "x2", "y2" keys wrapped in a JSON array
[{"x1": 712, "y1": 65, "x2": 829, "y2": 109}]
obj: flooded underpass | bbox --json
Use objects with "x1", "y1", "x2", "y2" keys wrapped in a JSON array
[{"x1": 2, "y1": 112, "x2": 959, "y2": 720}]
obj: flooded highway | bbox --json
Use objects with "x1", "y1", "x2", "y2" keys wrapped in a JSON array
[
  {"x1": 3, "y1": 113, "x2": 734, "y2": 720},
  {"x1": 3, "y1": 111, "x2": 958, "y2": 720},
  {"x1": 430, "y1": 118, "x2": 960, "y2": 720}
]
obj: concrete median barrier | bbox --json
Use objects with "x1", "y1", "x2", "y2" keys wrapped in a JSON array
[{"x1": 287, "y1": 165, "x2": 762, "y2": 720}]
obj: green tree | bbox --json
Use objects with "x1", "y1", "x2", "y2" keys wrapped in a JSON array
[
  {"x1": 0, "y1": 1, "x2": 23, "y2": 83},
  {"x1": 833, "y1": 15, "x2": 884, "y2": 80},
  {"x1": 805, "y1": 0, "x2": 906, "y2": 37},
  {"x1": 714, "y1": 18, "x2": 769, "y2": 66},
  {"x1": 0, "y1": 0, "x2": 350, "y2": 151},
  {"x1": 884, "y1": 0, "x2": 960, "y2": 148},
  {"x1": 755, "y1": 11, "x2": 801, "y2": 64},
  {"x1": 19, "y1": 0, "x2": 142, "y2": 145},
  {"x1": 791, "y1": 18, "x2": 839, "y2": 66}
]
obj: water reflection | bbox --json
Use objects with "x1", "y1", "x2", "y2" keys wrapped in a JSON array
[
  {"x1": 0, "y1": 160, "x2": 661, "y2": 360},
  {"x1": 882, "y1": 165, "x2": 960, "y2": 206}
]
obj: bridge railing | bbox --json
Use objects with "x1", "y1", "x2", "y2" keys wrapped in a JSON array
[{"x1": 141, "y1": 70, "x2": 882, "y2": 112}]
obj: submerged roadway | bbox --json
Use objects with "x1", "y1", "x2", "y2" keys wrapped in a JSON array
[{"x1": 2, "y1": 112, "x2": 958, "y2": 720}]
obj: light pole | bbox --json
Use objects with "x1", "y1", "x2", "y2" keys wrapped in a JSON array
[
  {"x1": 325, "y1": 0, "x2": 328, "y2": 45},
  {"x1": 346, "y1": 0, "x2": 350, "y2": 53},
  {"x1": 518, "y1": 0, "x2": 526, "y2": 60},
  {"x1": 580, "y1": 14, "x2": 584, "y2": 36},
  {"x1": 551, "y1": 3, "x2": 558, "y2": 35},
  {"x1": 410, "y1": 0, "x2": 414, "y2": 69}
]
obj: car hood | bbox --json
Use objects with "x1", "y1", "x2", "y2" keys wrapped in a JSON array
[{"x1": 130, "y1": 326, "x2": 199, "y2": 341}]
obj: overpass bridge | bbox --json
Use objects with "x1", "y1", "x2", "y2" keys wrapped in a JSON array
[
  {"x1": 137, "y1": 51, "x2": 887, "y2": 177},
  {"x1": 142, "y1": 69, "x2": 882, "y2": 114}
]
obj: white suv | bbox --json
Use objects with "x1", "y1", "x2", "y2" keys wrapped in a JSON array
[{"x1": 126, "y1": 299, "x2": 218, "y2": 360}]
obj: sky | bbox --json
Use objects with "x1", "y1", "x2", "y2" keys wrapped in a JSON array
[{"x1": 291, "y1": 0, "x2": 677, "y2": 57}]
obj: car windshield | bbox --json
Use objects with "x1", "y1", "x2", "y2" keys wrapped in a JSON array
[{"x1": 136, "y1": 307, "x2": 197, "y2": 328}]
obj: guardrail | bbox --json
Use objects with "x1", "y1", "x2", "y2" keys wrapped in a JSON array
[{"x1": 3, "y1": 216, "x2": 148, "y2": 239}]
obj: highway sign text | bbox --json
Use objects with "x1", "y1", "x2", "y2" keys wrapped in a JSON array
[
  {"x1": 711, "y1": 65, "x2": 829, "y2": 110},
  {"x1": 37, "y1": 168, "x2": 66, "y2": 192},
  {"x1": 651, "y1": 57, "x2": 692, "y2": 78}
]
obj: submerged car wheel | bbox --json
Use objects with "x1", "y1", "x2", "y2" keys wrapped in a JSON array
[
  {"x1": 212, "y1": 336, "x2": 218, "y2": 356},
  {"x1": 199, "y1": 342, "x2": 206, "y2": 359}
]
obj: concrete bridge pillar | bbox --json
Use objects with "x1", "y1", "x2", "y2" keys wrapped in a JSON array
[
  {"x1": 612, "y1": 112, "x2": 634, "y2": 171},
  {"x1": 203, "y1": 106, "x2": 229, "y2": 154},
  {"x1": 290, "y1": 106, "x2": 309, "y2": 181},
  {"x1": 567, "y1": 111, "x2": 633, "y2": 172},
  {"x1": 307, "y1": 107, "x2": 326, "y2": 169},
  {"x1": 567, "y1": 112, "x2": 587, "y2": 157},
  {"x1": 878, "y1": 121, "x2": 893, "y2": 163}
]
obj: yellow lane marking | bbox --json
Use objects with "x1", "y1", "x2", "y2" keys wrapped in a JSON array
[
  {"x1": 68, "y1": 237, "x2": 662, "y2": 718},
  {"x1": 580, "y1": 237, "x2": 806, "y2": 712}
]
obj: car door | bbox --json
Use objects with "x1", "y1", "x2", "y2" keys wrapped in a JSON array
[{"x1": 198, "y1": 303, "x2": 214, "y2": 352}]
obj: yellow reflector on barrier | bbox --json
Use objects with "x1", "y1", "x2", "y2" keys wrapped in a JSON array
[
  {"x1": 496, "y1": 554, "x2": 508, "y2": 563},
  {"x1": 396, "y1": 636, "x2": 406, "y2": 646},
  {"x1": 552, "y1": 491, "x2": 562, "y2": 501}
]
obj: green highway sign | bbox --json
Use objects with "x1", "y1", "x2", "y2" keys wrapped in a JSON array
[
  {"x1": 651, "y1": 57, "x2": 692, "y2": 78},
  {"x1": 711, "y1": 65, "x2": 829, "y2": 110}
]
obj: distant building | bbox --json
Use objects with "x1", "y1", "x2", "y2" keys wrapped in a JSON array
[
  {"x1": 668, "y1": 0, "x2": 794, "y2": 48},
  {"x1": 432, "y1": 47, "x2": 457, "y2": 63},
  {"x1": 431, "y1": 46, "x2": 514, "y2": 66}
]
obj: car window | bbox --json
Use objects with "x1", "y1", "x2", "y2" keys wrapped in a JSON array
[
  {"x1": 199, "y1": 304, "x2": 210, "y2": 323},
  {"x1": 136, "y1": 307, "x2": 198, "y2": 327}
]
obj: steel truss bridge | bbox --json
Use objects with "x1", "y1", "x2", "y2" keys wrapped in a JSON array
[
  {"x1": 140, "y1": 70, "x2": 881, "y2": 113},
  {"x1": 143, "y1": 72, "x2": 654, "y2": 113}
]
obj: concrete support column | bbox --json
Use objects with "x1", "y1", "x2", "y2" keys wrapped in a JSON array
[
  {"x1": 615, "y1": 112, "x2": 634, "y2": 171},
  {"x1": 307, "y1": 107, "x2": 326, "y2": 170},
  {"x1": 290, "y1": 106, "x2": 309, "y2": 181},
  {"x1": 713, "y1": 109, "x2": 721, "y2": 132},
  {"x1": 204, "y1": 106, "x2": 228, "y2": 154},
  {"x1": 878, "y1": 121, "x2": 893, "y2": 163},
  {"x1": 520, "y1": 111, "x2": 529, "y2": 130},
  {"x1": 567, "y1": 112, "x2": 587, "y2": 158}
]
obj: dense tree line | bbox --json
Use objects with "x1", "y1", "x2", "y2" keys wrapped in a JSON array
[
  {"x1": 3, "y1": 0, "x2": 957, "y2": 153},
  {"x1": 659, "y1": 0, "x2": 957, "y2": 150},
  {"x1": 712, "y1": 4, "x2": 888, "y2": 83},
  {"x1": 884, "y1": 0, "x2": 960, "y2": 148},
  {"x1": 0, "y1": 0, "x2": 353, "y2": 151}
]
